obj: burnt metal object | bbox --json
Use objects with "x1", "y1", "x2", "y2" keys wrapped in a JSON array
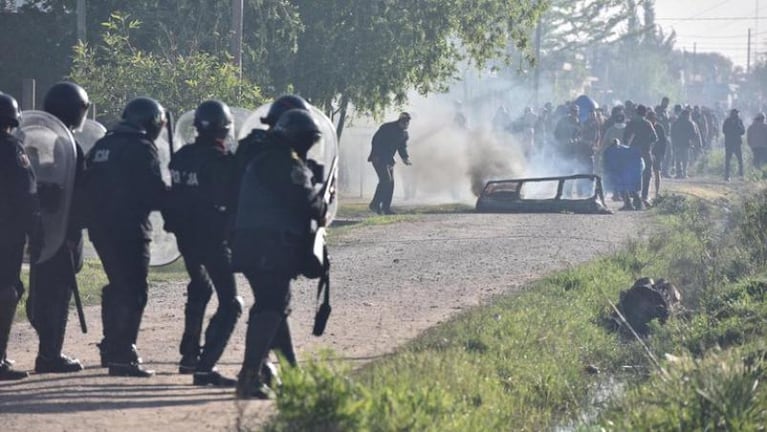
[
  {"x1": 475, "y1": 174, "x2": 612, "y2": 214},
  {"x1": 614, "y1": 277, "x2": 682, "y2": 335}
]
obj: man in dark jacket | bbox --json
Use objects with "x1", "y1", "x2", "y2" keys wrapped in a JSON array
[
  {"x1": 722, "y1": 108, "x2": 746, "y2": 181},
  {"x1": 368, "y1": 112, "x2": 412, "y2": 215},
  {"x1": 0, "y1": 93, "x2": 39, "y2": 380},
  {"x1": 166, "y1": 100, "x2": 241, "y2": 386},
  {"x1": 27, "y1": 82, "x2": 90, "y2": 374},
  {"x1": 747, "y1": 113, "x2": 767, "y2": 168},
  {"x1": 670, "y1": 110, "x2": 702, "y2": 179},
  {"x1": 232, "y1": 109, "x2": 327, "y2": 399},
  {"x1": 84, "y1": 97, "x2": 169, "y2": 377},
  {"x1": 623, "y1": 105, "x2": 657, "y2": 206}
]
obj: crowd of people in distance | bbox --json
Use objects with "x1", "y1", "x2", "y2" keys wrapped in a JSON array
[{"x1": 494, "y1": 97, "x2": 767, "y2": 210}]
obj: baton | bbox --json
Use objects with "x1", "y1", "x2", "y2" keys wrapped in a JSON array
[{"x1": 67, "y1": 248, "x2": 87, "y2": 334}]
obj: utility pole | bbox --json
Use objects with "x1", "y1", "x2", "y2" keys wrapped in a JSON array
[
  {"x1": 231, "y1": 0, "x2": 244, "y2": 79},
  {"x1": 748, "y1": 28, "x2": 752, "y2": 74},
  {"x1": 533, "y1": 17, "x2": 542, "y2": 108},
  {"x1": 77, "y1": 0, "x2": 86, "y2": 42}
]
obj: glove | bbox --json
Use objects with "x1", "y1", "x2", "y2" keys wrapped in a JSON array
[{"x1": 306, "y1": 159, "x2": 325, "y2": 184}]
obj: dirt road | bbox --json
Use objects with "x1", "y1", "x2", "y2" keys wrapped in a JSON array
[{"x1": 1, "y1": 205, "x2": 649, "y2": 431}]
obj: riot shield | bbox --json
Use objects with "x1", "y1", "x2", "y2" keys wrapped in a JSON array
[
  {"x1": 148, "y1": 127, "x2": 181, "y2": 267},
  {"x1": 238, "y1": 103, "x2": 339, "y2": 223},
  {"x1": 16, "y1": 111, "x2": 78, "y2": 264},
  {"x1": 74, "y1": 119, "x2": 107, "y2": 155}
]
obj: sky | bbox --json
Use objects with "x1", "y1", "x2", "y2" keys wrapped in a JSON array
[{"x1": 655, "y1": 0, "x2": 764, "y2": 68}]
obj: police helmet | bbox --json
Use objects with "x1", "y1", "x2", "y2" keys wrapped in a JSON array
[
  {"x1": 43, "y1": 82, "x2": 90, "y2": 130},
  {"x1": 122, "y1": 97, "x2": 167, "y2": 141},
  {"x1": 260, "y1": 94, "x2": 309, "y2": 127},
  {"x1": 0, "y1": 92, "x2": 21, "y2": 128},
  {"x1": 271, "y1": 109, "x2": 321, "y2": 154},
  {"x1": 194, "y1": 100, "x2": 233, "y2": 138}
]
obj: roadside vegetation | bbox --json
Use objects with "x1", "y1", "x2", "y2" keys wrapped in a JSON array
[{"x1": 258, "y1": 181, "x2": 767, "y2": 431}]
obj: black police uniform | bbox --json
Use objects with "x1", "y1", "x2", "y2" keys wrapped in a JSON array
[
  {"x1": 84, "y1": 123, "x2": 167, "y2": 373},
  {"x1": 233, "y1": 136, "x2": 325, "y2": 398},
  {"x1": 0, "y1": 130, "x2": 38, "y2": 380},
  {"x1": 368, "y1": 121, "x2": 409, "y2": 214},
  {"x1": 26, "y1": 143, "x2": 85, "y2": 372},
  {"x1": 167, "y1": 137, "x2": 241, "y2": 378}
]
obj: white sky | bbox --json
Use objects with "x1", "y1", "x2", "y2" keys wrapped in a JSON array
[{"x1": 655, "y1": 0, "x2": 764, "y2": 67}]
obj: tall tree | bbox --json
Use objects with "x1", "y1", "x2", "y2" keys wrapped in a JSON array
[{"x1": 272, "y1": 0, "x2": 546, "y2": 138}]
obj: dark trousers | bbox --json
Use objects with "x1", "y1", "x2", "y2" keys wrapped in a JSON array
[
  {"x1": 752, "y1": 147, "x2": 767, "y2": 169},
  {"x1": 0, "y1": 238, "x2": 25, "y2": 361},
  {"x1": 674, "y1": 145, "x2": 690, "y2": 177},
  {"x1": 724, "y1": 144, "x2": 743, "y2": 179},
  {"x1": 241, "y1": 271, "x2": 293, "y2": 370},
  {"x1": 178, "y1": 237, "x2": 239, "y2": 371},
  {"x1": 91, "y1": 231, "x2": 150, "y2": 363},
  {"x1": 27, "y1": 242, "x2": 80, "y2": 359},
  {"x1": 370, "y1": 162, "x2": 395, "y2": 212}
]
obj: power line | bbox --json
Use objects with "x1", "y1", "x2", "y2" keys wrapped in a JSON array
[
  {"x1": 686, "y1": 0, "x2": 737, "y2": 20},
  {"x1": 656, "y1": 16, "x2": 766, "y2": 22}
]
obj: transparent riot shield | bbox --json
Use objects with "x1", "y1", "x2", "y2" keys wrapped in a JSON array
[
  {"x1": 148, "y1": 127, "x2": 181, "y2": 267},
  {"x1": 16, "y1": 111, "x2": 77, "y2": 264},
  {"x1": 74, "y1": 119, "x2": 107, "y2": 155},
  {"x1": 238, "y1": 104, "x2": 339, "y2": 223}
]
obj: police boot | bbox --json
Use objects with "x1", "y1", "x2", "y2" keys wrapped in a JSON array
[
  {"x1": 196, "y1": 297, "x2": 242, "y2": 373},
  {"x1": 108, "y1": 306, "x2": 153, "y2": 378},
  {"x1": 34, "y1": 295, "x2": 82, "y2": 373},
  {"x1": 272, "y1": 318, "x2": 298, "y2": 367},
  {"x1": 0, "y1": 285, "x2": 27, "y2": 381},
  {"x1": 179, "y1": 299, "x2": 207, "y2": 374},
  {"x1": 193, "y1": 369, "x2": 237, "y2": 387},
  {"x1": 619, "y1": 193, "x2": 634, "y2": 211},
  {"x1": 236, "y1": 310, "x2": 282, "y2": 399},
  {"x1": 99, "y1": 284, "x2": 115, "y2": 367}
]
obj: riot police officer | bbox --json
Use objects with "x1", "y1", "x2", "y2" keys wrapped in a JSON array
[
  {"x1": 232, "y1": 109, "x2": 326, "y2": 399},
  {"x1": 84, "y1": 97, "x2": 168, "y2": 377},
  {"x1": 166, "y1": 100, "x2": 241, "y2": 386},
  {"x1": 27, "y1": 82, "x2": 89, "y2": 373},
  {"x1": 0, "y1": 93, "x2": 38, "y2": 380},
  {"x1": 232, "y1": 95, "x2": 311, "y2": 373}
]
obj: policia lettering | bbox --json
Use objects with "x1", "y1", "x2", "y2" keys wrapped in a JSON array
[
  {"x1": 84, "y1": 96, "x2": 169, "y2": 378},
  {"x1": 166, "y1": 100, "x2": 242, "y2": 387},
  {"x1": 0, "y1": 92, "x2": 38, "y2": 381}
]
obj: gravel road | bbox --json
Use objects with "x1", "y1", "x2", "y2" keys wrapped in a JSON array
[{"x1": 1, "y1": 204, "x2": 650, "y2": 431}]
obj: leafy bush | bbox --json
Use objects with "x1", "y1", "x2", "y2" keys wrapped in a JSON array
[{"x1": 70, "y1": 13, "x2": 264, "y2": 125}]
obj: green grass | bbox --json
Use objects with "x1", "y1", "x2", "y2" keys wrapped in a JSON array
[{"x1": 259, "y1": 190, "x2": 767, "y2": 431}]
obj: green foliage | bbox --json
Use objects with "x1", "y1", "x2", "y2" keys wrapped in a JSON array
[
  {"x1": 600, "y1": 348, "x2": 767, "y2": 431},
  {"x1": 69, "y1": 13, "x2": 264, "y2": 124},
  {"x1": 264, "y1": 188, "x2": 767, "y2": 431}
]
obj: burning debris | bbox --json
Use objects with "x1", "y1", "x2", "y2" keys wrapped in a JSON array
[{"x1": 475, "y1": 174, "x2": 613, "y2": 214}]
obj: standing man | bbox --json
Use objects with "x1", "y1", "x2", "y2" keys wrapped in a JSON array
[
  {"x1": 368, "y1": 112, "x2": 412, "y2": 215},
  {"x1": 670, "y1": 109, "x2": 702, "y2": 179},
  {"x1": 166, "y1": 100, "x2": 241, "y2": 386},
  {"x1": 647, "y1": 111, "x2": 667, "y2": 198},
  {"x1": 747, "y1": 113, "x2": 767, "y2": 169},
  {"x1": 0, "y1": 93, "x2": 38, "y2": 380},
  {"x1": 27, "y1": 82, "x2": 90, "y2": 374},
  {"x1": 655, "y1": 97, "x2": 672, "y2": 178},
  {"x1": 84, "y1": 97, "x2": 168, "y2": 377},
  {"x1": 722, "y1": 109, "x2": 746, "y2": 181},
  {"x1": 232, "y1": 109, "x2": 327, "y2": 399},
  {"x1": 623, "y1": 105, "x2": 657, "y2": 208}
]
